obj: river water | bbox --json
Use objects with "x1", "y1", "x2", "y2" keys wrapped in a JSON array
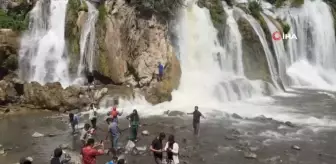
[{"x1": 0, "y1": 89, "x2": 336, "y2": 164}]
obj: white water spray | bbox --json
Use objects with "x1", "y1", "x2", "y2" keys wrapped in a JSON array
[
  {"x1": 77, "y1": 1, "x2": 98, "y2": 76},
  {"x1": 19, "y1": 0, "x2": 70, "y2": 86},
  {"x1": 276, "y1": 0, "x2": 336, "y2": 90}
]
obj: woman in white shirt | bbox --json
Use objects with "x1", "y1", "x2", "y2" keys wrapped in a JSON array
[
  {"x1": 88, "y1": 103, "x2": 98, "y2": 129},
  {"x1": 164, "y1": 135, "x2": 179, "y2": 164}
]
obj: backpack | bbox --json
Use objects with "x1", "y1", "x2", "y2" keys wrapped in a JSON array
[{"x1": 111, "y1": 108, "x2": 118, "y2": 118}]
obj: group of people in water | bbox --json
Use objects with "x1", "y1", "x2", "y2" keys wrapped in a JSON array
[{"x1": 19, "y1": 102, "x2": 205, "y2": 164}]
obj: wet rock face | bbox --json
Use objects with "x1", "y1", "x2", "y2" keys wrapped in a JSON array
[
  {"x1": 0, "y1": 29, "x2": 19, "y2": 78},
  {"x1": 237, "y1": 16, "x2": 272, "y2": 83},
  {"x1": 95, "y1": 0, "x2": 181, "y2": 104}
]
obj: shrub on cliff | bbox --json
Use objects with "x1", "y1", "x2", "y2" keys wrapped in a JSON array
[
  {"x1": 0, "y1": 9, "x2": 28, "y2": 31},
  {"x1": 130, "y1": 0, "x2": 183, "y2": 21},
  {"x1": 248, "y1": 1, "x2": 262, "y2": 19}
]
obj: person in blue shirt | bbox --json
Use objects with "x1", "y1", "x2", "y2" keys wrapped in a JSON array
[
  {"x1": 69, "y1": 113, "x2": 79, "y2": 134},
  {"x1": 158, "y1": 62, "x2": 164, "y2": 81}
]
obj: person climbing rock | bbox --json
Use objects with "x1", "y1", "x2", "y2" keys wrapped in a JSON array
[
  {"x1": 187, "y1": 106, "x2": 205, "y2": 136},
  {"x1": 89, "y1": 103, "x2": 98, "y2": 129},
  {"x1": 150, "y1": 132, "x2": 166, "y2": 164},
  {"x1": 157, "y1": 62, "x2": 164, "y2": 81},
  {"x1": 82, "y1": 138, "x2": 105, "y2": 164},
  {"x1": 164, "y1": 135, "x2": 179, "y2": 164},
  {"x1": 69, "y1": 113, "x2": 79, "y2": 134},
  {"x1": 126, "y1": 109, "x2": 140, "y2": 142}
]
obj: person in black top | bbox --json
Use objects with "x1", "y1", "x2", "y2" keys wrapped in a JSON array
[
  {"x1": 150, "y1": 132, "x2": 166, "y2": 164},
  {"x1": 50, "y1": 148, "x2": 70, "y2": 164},
  {"x1": 187, "y1": 106, "x2": 205, "y2": 136}
]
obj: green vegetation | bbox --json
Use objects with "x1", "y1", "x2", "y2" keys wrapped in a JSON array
[
  {"x1": 276, "y1": 18, "x2": 290, "y2": 34},
  {"x1": 0, "y1": 9, "x2": 28, "y2": 31},
  {"x1": 291, "y1": 0, "x2": 304, "y2": 7},
  {"x1": 97, "y1": 3, "x2": 107, "y2": 25},
  {"x1": 130, "y1": 0, "x2": 183, "y2": 21},
  {"x1": 275, "y1": 0, "x2": 285, "y2": 8},
  {"x1": 198, "y1": 0, "x2": 226, "y2": 26},
  {"x1": 248, "y1": 1, "x2": 262, "y2": 19}
]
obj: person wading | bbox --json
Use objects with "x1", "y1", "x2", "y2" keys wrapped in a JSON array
[
  {"x1": 109, "y1": 105, "x2": 123, "y2": 123},
  {"x1": 69, "y1": 113, "x2": 79, "y2": 134},
  {"x1": 106, "y1": 117, "x2": 120, "y2": 155},
  {"x1": 80, "y1": 123, "x2": 94, "y2": 146},
  {"x1": 82, "y1": 138, "x2": 105, "y2": 164},
  {"x1": 126, "y1": 109, "x2": 140, "y2": 142},
  {"x1": 89, "y1": 103, "x2": 98, "y2": 129},
  {"x1": 150, "y1": 132, "x2": 166, "y2": 164},
  {"x1": 187, "y1": 106, "x2": 205, "y2": 136},
  {"x1": 164, "y1": 135, "x2": 179, "y2": 164}
]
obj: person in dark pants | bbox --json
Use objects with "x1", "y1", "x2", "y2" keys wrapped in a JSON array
[
  {"x1": 157, "y1": 62, "x2": 164, "y2": 81},
  {"x1": 126, "y1": 109, "x2": 140, "y2": 142},
  {"x1": 187, "y1": 106, "x2": 205, "y2": 136},
  {"x1": 150, "y1": 132, "x2": 166, "y2": 164}
]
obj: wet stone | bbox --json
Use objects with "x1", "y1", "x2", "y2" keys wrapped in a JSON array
[
  {"x1": 285, "y1": 121, "x2": 295, "y2": 128},
  {"x1": 291, "y1": 145, "x2": 301, "y2": 150},
  {"x1": 231, "y1": 113, "x2": 242, "y2": 119},
  {"x1": 244, "y1": 152, "x2": 257, "y2": 159},
  {"x1": 141, "y1": 130, "x2": 149, "y2": 136}
]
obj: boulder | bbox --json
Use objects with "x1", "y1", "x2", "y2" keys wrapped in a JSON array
[{"x1": 23, "y1": 82, "x2": 88, "y2": 111}]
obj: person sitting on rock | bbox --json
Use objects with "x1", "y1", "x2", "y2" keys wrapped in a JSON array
[
  {"x1": 126, "y1": 109, "x2": 140, "y2": 142},
  {"x1": 82, "y1": 138, "x2": 105, "y2": 164},
  {"x1": 157, "y1": 62, "x2": 164, "y2": 81},
  {"x1": 80, "y1": 123, "x2": 94, "y2": 146},
  {"x1": 69, "y1": 113, "x2": 79, "y2": 134}
]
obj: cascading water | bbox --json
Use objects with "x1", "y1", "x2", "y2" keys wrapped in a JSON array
[
  {"x1": 168, "y1": 0, "x2": 266, "y2": 106},
  {"x1": 77, "y1": 1, "x2": 98, "y2": 76},
  {"x1": 276, "y1": 0, "x2": 336, "y2": 90},
  {"x1": 261, "y1": 13, "x2": 289, "y2": 88},
  {"x1": 19, "y1": 0, "x2": 70, "y2": 86},
  {"x1": 235, "y1": 7, "x2": 281, "y2": 89}
]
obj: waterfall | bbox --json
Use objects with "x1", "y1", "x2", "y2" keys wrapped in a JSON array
[
  {"x1": 77, "y1": 1, "x2": 98, "y2": 76},
  {"x1": 169, "y1": 0, "x2": 265, "y2": 106},
  {"x1": 235, "y1": 7, "x2": 280, "y2": 89},
  {"x1": 276, "y1": 0, "x2": 336, "y2": 90},
  {"x1": 19, "y1": 0, "x2": 70, "y2": 86},
  {"x1": 261, "y1": 13, "x2": 289, "y2": 88}
]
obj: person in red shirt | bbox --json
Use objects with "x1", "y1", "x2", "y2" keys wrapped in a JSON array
[
  {"x1": 108, "y1": 105, "x2": 123, "y2": 123},
  {"x1": 82, "y1": 138, "x2": 105, "y2": 164}
]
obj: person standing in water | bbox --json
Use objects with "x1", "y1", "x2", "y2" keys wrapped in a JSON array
[
  {"x1": 150, "y1": 132, "x2": 166, "y2": 164},
  {"x1": 157, "y1": 62, "x2": 164, "y2": 81},
  {"x1": 69, "y1": 113, "x2": 79, "y2": 134},
  {"x1": 187, "y1": 106, "x2": 205, "y2": 136},
  {"x1": 126, "y1": 109, "x2": 140, "y2": 142},
  {"x1": 80, "y1": 123, "x2": 94, "y2": 146},
  {"x1": 89, "y1": 103, "x2": 98, "y2": 129},
  {"x1": 164, "y1": 135, "x2": 179, "y2": 164},
  {"x1": 109, "y1": 105, "x2": 123, "y2": 123},
  {"x1": 107, "y1": 117, "x2": 120, "y2": 155}
]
